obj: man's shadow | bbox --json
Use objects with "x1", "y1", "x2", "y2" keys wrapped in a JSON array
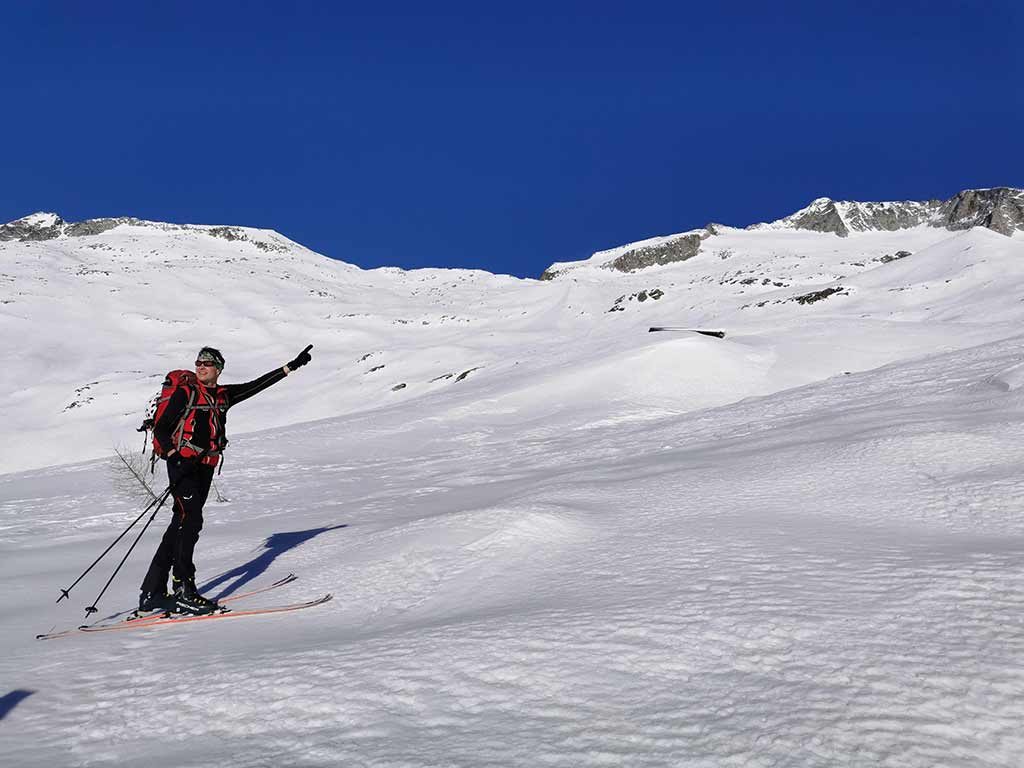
[{"x1": 199, "y1": 524, "x2": 347, "y2": 600}]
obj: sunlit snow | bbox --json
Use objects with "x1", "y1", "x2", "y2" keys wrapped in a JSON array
[{"x1": 2, "y1": 212, "x2": 1023, "y2": 766}]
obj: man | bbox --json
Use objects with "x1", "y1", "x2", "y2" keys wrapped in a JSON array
[{"x1": 139, "y1": 344, "x2": 313, "y2": 615}]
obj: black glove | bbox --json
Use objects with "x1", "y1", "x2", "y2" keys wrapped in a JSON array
[{"x1": 287, "y1": 344, "x2": 313, "y2": 371}]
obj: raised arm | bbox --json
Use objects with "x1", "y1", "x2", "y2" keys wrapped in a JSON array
[{"x1": 223, "y1": 345, "x2": 313, "y2": 407}]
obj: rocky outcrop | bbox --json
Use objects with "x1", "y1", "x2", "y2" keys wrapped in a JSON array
[
  {"x1": 755, "y1": 198, "x2": 942, "y2": 237},
  {"x1": 0, "y1": 212, "x2": 149, "y2": 241},
  {"x1": 605, "y1": 232, "x2": 705, "y2": 273},
  {"x1": 0, "y1": 212, "x2": 290, "y2": 252},
  {"x1": 753, "y1": 187, "x2": 1024, "y2": 238},
  {"x1": 64, "y1": 218, "x2": 132, "y2": 237},
  {"x1": 0, "y1": 213, "x2": 65, "y2": 241},
  {"x1": 842, "y1": 200, "x2": 941, "y2": 232},
  {"x1": 776, "y1": 198, "x2": 851, "y2": 236},
  {"x1": 940, "y1": 188, "x2": 1024, "y2": 236}
]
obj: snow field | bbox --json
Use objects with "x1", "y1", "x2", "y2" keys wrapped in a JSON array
[
  {"x1": 4, "y1": 215, "x2": 1024, "y2": 765},
  {"x1": 4, "y1": 331, "x2": 1024, "y2": 766}
]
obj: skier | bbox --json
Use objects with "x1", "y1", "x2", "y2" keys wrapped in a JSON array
[{"x1": 138, "y1": 344, "x2": 313, "y2": 615}]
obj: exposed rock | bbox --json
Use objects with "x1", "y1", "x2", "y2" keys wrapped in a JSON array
[
  {"x1": 752, "y1": 188, "x2": 1024, "y2": 239},
  {"x1": 779, "y1": 198, "x2": 852, "y2": 237},
  {"x1": 542, "y1": 188, "x2": 1021, "y2": 279},
  {"x1": 0, "y1": 213, "x2": 289, "y2": 253},
  {"x1": 607, "y1": 288, "x2": 665, "y2": 312},
  {"x1": 606, "y1": 233, "x2": 703, "y2": 272},
  {"x1": 64, "y1": 218, "x2": 128, "y2": 237},
  {"x1": 636, "y1": 289, "x2": 664, "y2": 302},
  {"x1": 843, "y1": 201, "x2": 941, "y2": 231},
  {"x1": 539, "y1": 267, "x2": 560, "y2": 281},
  {"x1": 879, "y1": 250, "x2": 912, "y2": 264},
  {"x1": 208, "y1": 226, "x2": 246, "y2": 241},
  {"x1": 793, "y1": 286, "x2": 848, "y2": 305},
  {"x1": 939, "y1": 188, "x2": 1024, "y2": 236},
  {"x1": 0, "y1": 213, "x2": 65, "y2": 241}
]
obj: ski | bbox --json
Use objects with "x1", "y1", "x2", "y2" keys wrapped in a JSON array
[
  {"x1": 78, "y1": 594, "x2": 333, "y2": 634},
  {"x1": 130, "y1": 572, "x2": 299, "y2": 620},
  {"x1": 36, "y1": 573, "x2": 298, "y2": 640}
]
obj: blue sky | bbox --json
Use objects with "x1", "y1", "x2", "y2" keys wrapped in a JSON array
[{"x1": 3, "y1": 1, "x2": 1021, "y2": 278}]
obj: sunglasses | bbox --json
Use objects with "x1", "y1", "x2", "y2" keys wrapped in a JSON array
[{"x1": 195, "y1": 360, "x2": 219, "y2": 368}]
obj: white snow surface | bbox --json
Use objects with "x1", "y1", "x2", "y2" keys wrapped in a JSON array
[
  {"x1": 11, "y1": 212, "x2": 62, "y2": 229},
  {"x1": 3, "y1": 216, "x2": 1024, "y2": 766}
]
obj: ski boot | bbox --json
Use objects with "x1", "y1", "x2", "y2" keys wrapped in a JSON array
[
  {"x1": 135, "y1": 589, "x2": 175, "y2": 618},
  {"x1": 172, "y1": 578, "x2": 222, "y2": 615}
]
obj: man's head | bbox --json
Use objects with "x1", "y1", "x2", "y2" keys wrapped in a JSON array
[{"x1": 195, "y1": 346, "x2": 225, "y2": 386}]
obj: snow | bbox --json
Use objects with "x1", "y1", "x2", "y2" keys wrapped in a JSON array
[
  {"x1": 2, "y1": 215, "x2": 1024, "y2": 766},
  {"x1": 7, "y1": 212, "x2": 61, "y2": 229}
]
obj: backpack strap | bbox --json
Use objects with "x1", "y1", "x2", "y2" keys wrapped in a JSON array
[{"x1": 171, "y1": 385, "x2": 198, "y2": 453}]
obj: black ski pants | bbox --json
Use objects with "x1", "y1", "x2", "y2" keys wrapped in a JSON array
[{"x1": 141, "y1": 461, "x2": 215, "y2": 593}]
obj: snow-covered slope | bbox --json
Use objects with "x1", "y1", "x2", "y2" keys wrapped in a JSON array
[
  {"x1": 544, "y1": 186, "x2": 1024, "y2": 278},
  {"x1": 3, "y1": 196, "x2": 1024, "y2": 474},
  {"x1": 3, "y1": 195, "x2": 1024, "y2": 766},
  {"x1": 4, "y1": 325, "x2": 1024, "y2": 767}
]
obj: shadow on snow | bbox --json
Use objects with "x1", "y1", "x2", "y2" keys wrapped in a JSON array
[
  {"x1": 199, "y1": 524, "x2": 347, "y2": 600},
  {"x1": 0, "y1": 690, "x2": 35, "y2": 721}
]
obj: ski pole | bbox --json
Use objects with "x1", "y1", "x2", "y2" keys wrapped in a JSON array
[
  {"x1": 55, "y1": 483, "x2": 175, "y2": 603},
  {"x1": 83, "y1": 488, "x2": 175, "y2": 616},
  {"x1": 82, "y1": 452, "x2": 209, "y2": 616}
]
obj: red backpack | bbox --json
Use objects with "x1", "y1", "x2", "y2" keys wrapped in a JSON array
[{"x1": 138, "y1": 370, "x2": 199, "y2": 459}]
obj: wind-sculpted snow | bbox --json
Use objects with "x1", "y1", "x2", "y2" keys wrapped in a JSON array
[{"x1": 3, "y1": 333, "x2": 1024, "y2": 766}]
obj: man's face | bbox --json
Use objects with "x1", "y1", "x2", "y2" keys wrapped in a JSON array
[{"x1": 195, "y1": 360, "x2": 221, "y2": 386}]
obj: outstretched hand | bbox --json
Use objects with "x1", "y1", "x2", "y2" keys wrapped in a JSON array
[{"x1": 287, "y1": 344, "x2": 313, "y2": 371}]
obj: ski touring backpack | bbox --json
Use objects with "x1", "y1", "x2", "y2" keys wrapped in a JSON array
[{"x1": 138, "y1": 370, "x2": 199, "y2": 468}]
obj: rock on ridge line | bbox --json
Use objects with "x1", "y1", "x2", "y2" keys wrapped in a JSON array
[
  {"x1": 0, "y1": 212, "x2": 288, "y2": 251},
  {"x1": 542, "y1": 186, "x2": 1023, "y2": 279},
  {"x1": 753, "y1": 187, "x2": 1024, "y2": 238}
]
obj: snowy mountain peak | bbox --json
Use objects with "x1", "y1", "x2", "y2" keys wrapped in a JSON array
[
  {"x1": 0, "y1": 211, "x2": 299, "y2": 255},
  {"x1": 545, "y1": 187, "x2": 1023, "y2": 277},
  {"x1": 754, "y1": 187, "x2": 1024, "y2": 238},
  {"x1": 752, "y1": 196, "x2": 945, "y2": 237},
  {"x1": 17, "y1": 212, "x2": 63, "y2": 228},
  {"x1": 0, "y1": 211, "x2": 66, "y2": 241}
]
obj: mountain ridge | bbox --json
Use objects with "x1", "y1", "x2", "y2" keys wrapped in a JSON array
[
  {"x1": 6, "y1": 186, "x2": 1022, "y2": 281},
  {"x1": 541, "y1": 187, "x2": 1024, "y2": 279}
]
